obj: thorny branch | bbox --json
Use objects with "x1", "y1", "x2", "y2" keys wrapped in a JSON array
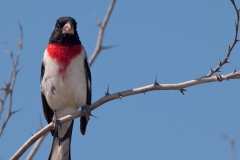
[
  {"x1": 0, "y1": 23, "x2": 23, "y2": 136},
  {"x1": 10, "y1": 71, "x2": 240, "y2": 160},
  {"x1": 88, "y1": 0, "x2": 116, "y2": 66},
  {"x1": 206, "y1": 0, "x2": 239, "y2": 77}
]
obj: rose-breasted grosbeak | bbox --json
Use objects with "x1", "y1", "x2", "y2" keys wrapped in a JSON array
[{"x1": 40, "y1": 17, "x2": 91, "y2": 160}]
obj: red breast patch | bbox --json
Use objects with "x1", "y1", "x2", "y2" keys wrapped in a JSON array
[{"x1": 47, "y1": 44, "x2": 82, "y2": 77}]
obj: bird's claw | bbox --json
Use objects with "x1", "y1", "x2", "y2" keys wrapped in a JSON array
[
  {"x1": 81, "y1": 105, "x2": 91, "y2": 121},
  {"x1": 52, "y1": 110, "x2": 62, "y2": 136},
  {"x1": 81, "y1": 105, "x2": 97, "y2": 120}
]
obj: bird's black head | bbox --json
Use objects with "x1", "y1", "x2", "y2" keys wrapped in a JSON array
[{"x1": 49, "y1": 17, "x2": 81, "y2": 45}]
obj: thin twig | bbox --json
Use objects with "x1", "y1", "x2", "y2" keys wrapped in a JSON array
[
  {"x1": 0, "y1": 24, "x2": 23, "y2": 136},
  {"x1": 206, "y1": 0, "x2": 239, "y2": 77},
  {"x1": 221, "y1": 134, "x2": 237, "y2": 160},
  {"x1": 88, "y1": 0, "x2": 116, "y2": 66},
  {"x1": 10, "y1": 71, "x2": 240, "y2": 160}
]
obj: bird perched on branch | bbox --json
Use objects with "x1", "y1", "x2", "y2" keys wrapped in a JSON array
[{"x1": 40, "y1": 17, "x2": 92, "y2": 160}]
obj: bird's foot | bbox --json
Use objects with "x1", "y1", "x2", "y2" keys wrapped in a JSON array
[
  {"x1": 52, "y1": 110, "x2": 62, "y2": 136},
  {"x1": 81, "y1": 105, "x2": 91, "y2": 121},
  {"x1": 81, "y1": 105, "x2": 97, "y2": 121}
]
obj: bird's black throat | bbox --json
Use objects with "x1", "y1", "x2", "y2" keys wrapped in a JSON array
[{"x1": 49, "y1": 33, "x2": 81, "y2": 45}]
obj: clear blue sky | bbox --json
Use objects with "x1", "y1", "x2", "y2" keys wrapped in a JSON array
[{"x1": 0, "y1": 0, "x2": 239, "y2": 159}]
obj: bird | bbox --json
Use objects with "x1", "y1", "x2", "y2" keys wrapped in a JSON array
[{"x1": 40, "y1": 17, "x2": 92, "y2": 160}]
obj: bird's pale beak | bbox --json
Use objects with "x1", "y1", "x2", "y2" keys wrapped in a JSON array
[{"x1": 62, "y1": 21, "x2": 74, "y2": 34}]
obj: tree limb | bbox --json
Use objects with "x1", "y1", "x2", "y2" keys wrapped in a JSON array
[
  {"x1": 26, "y1": 116, "x2": 48, "y2": 160},
  {"x1": 0, "y1": 23, "x2": 23, "y2": 136},
  {"x1": 206, "y1": 0, "x2": 239, "y2": 77},
  {"x1": 88, "y1": 0, "x2": 116, "y2": 66},
  {"x1": 10, "y1": 71, "x2": 240, "y2": 160}
]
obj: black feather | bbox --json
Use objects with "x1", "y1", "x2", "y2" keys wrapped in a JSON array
[{"x1": 80, "y1": 57, "x2": 92, "y2": 135}]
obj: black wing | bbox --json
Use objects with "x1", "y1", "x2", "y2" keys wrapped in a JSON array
[
  {"x1": 80, "y1": 57, "x2": 92, "y2": 135},
  {"x1": 41, "y1": 62, "x2": 54, "y2": 136}
]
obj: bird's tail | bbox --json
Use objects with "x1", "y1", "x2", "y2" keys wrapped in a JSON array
[
  {"x1": 49, "y1": 120, "x2": 74, "y2": 160},
  {"x1": 80, "y1": 116, "x2": 88, "y2": 135}
]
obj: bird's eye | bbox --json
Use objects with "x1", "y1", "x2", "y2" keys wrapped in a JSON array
[{"x1": 57, "y1": 25, "x2": 60, "y2": 29}]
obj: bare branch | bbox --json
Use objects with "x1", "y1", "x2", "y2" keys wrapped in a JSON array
[
  {"x1": 88, "y1": 0, "x2": 116, "y2": 66},
  {"x1": 25, "y1": 134, "x2": 47, "y2": 160},
  {"x1": 0, "y1": 24, "x2": 23, "y2": 136},
  {"x1": 10, "y1": 71, "x2": 240, "y2": 160},
  {"x1": 26, "y1": 116, "x2": 48, "y2": 160},
  {"x1": 206, "y1": 0, "x2": 239, "y2": 77}
]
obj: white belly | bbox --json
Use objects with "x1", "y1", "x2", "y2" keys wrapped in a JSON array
[{"x1": 41, "y1": 50, "x2": 87, "y2": 113}]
